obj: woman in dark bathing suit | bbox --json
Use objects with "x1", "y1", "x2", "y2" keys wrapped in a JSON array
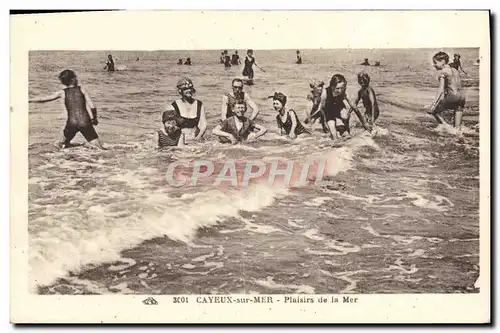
[{"x1": 271, "y1": 92, "x2": 310, "y2": 139}]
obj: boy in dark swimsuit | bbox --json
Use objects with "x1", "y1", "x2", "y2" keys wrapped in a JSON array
[
  {"x1": 354, "y1": 72, "x2": 380, "y2": 126},
  {"x1": 29, "y1": 69, "x2": 104, "y2": 149},
  {"x1": 158, "y1": 110, "x2": 185, "y2": 149},
  {"x1": 213, "y1": 102, "x2": 267, "y2": 144}
]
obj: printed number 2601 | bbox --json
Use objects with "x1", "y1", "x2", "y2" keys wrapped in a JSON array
[{"x1": 173, "y1": 297, "x2": 188, "y2": 303}]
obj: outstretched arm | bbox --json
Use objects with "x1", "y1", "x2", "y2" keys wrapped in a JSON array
[
  {"x1": 288, "y1": 111, "x2": 298, "y2": 139},
  {"x1": 252, "y1": 123, "x2": 268, "y2": 139},
  {"x1": 368, "y1": 88, "x2": 377, "y2": 124},
  {"x1": 221, "y1": 96, "x2": 228, "y2": 121},
  {"x1": 29, "y1": 90, "x2": 63, "y2": 103},
  {"x1": 345, "y1": 97, "x2": 371, "y2": 132}
]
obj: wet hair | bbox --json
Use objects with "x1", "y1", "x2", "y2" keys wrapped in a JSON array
[
  {"x1": 162, "y1": 110, "x2": 178, "y2": 124},
  {"x1": 357, "y1": 72, "x2": 370, "y2": 85},
  {"x1": 269, "y1": 92, "x2": 287, "y2": 107},
  {"x1": 296, "y1": 50, "x2": 300, "y2": 53},
  {"x1": 329, "y1": 74, "x2": 347, "y2": 88},
  {"x1": 247, "y1": 49, "x2": 254, "y2": 54},
  {"x1": 235, "y1": 50, "x2": 238, "y2": 54},
  {"x1": 433, "y1": 52, "x2": 450, "y2": 64},
  {"x1": 58, "y1": 69, "x2": 77, "y2": 86}
]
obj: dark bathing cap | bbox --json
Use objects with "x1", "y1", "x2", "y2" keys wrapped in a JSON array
[{"x1": 269, "y1": 92, "x2": 287, "y2": 106}]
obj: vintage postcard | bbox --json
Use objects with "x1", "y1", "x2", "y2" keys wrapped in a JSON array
[{"x1": 10, "y1": 10, "x2": 490, "y2": 323}]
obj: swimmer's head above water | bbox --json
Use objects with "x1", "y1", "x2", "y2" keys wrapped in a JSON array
[
  {"x1": 357, "y1": 72, "x2": 370, "y2": 87},
  {"x1": 58, "y1": 69, "x2": 78, "y2": 86},
  {"x1": 269, "y1": 92, "x2": 287, "y2": 112},
  {"x1": 162, "y1": 110, "x2": 179, "y2": 133},
  {"x1": 233, "y1": 102, "x2": 248, "y2": 119},
  {"x1": 176, "y1": 77, "x2": 196, "y2": 99},
  {"x1": 329, "y1": 74, "x2": 347, "y2": 96}
]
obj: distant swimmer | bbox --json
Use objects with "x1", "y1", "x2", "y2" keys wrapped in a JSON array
[
  {"x1": 312, "y1": 74, "x2": 372, "y2": 140},
  {"x1": 271, "y1": 92, "x2": 310, "y2": 139},
  {"x1": 184, "y1": 57, "x2": 192, "y2": 65},
  {"x1": 305, "y1": 79, "x2": 329, "y2": 133},
  {"x1": 449, "y1": 53, "x2": 467, "y2": 75},
  {"x1": 231, "y1": 51, "x2": 241, "y2": 66},
  {"x1": 220, "y1": 52, "x2": 225, "y2": 64},
  {"x1": 136, "y1": 57, "x2": 140, "y2": 61},
  {"x1": 221, "y1": 78, "x2": 259, "y2": 121},
  {"x1": 158, "y1": 110, "x2": 185, "y2": 149},
  {"x1": 242, "y1": 49, "x2": 264, "y2": 80},
  {"x1": 296, "y1": 50, "x2": 302, "y2": 64},
  {"x1": 355, "y1": 72, "x2": 380, "y2": 126},
  {"x1": 374, "y1": 61, "x2": 380, "y2": 67},
  {"x1": 223, "y1": 50, "x2": 231, "y2": 68},
  {"x1": 29, "y1": 69, "x2": 104, "y2": 149},
  {"x1": 361, "y1": 58, "x2": 370, "y2": 66},
  {"x1": 164, "y1": 77, "x2": 207, "y2": 142},
  {"x1": 177, "y1": 59, "x2": 183, "y2": 65},
  {"x1": 104, "y1": 54, "x2": 115, "y2": 72},
  {"x1": 428, "y1": 52, "x2": 466, "y2": 140},
  {"x1": 213, "y1": 102, "x2": 267, "y2": 144},
  {"x1": 474, "y1": 59, "x2": 480, "y2": 65}
]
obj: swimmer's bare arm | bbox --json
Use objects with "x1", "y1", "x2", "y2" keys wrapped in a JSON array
[
  {"x1": 368, "y1": 88, "x2": 377, "y2": 124},
  {"x1": 29, "y1": 90, "x2": 63, "y2": 103},
  {"x1": 80, "y1": 86, "x2": 97, "y2": 122},
  {"x1": 221, "y1": 95, "x2": 228, "y2": 121},
  {"x1": 430, "y1": 75, "x2": 446, "y2": 113},
  {"x1": 288, "y1": 111, "x2": 298, "y2": 139},
  {"x1": 212, "y1": 124, "x2": 236, "y2": 143},
  {"x1": 246, "y1": 96, "x2": 260, "y2": 120},
  {"x1": 177, "y1": 133, "x2": 185, "y2": 147},
  {"x1": 252, "y1": 123, "x2": 267, "y2": 139},
  {"x1": 345, "y1": 97, "x2": 371, "y2": 132},
  {"x1": 195, "y1": 105, "x2": 207, "y2": 140}
]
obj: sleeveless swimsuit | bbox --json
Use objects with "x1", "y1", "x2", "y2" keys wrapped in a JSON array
[
  {"x1": 436, "y1": 67, "x2": 466, "y2": 112},
  {"x1": 231, "y1": 54, "x2": 239, "y2": 65},
  {"x1": 63, "y1": 86, "x2": 98, "y2": 143},
  {"x1": 276, "y1": 109, "x2": 310, "y2": 136},
  {"x1": 171, "y1": 100, "x2": 202, "y2": 136},
  {"x1": 324, "y1": 87, "x2": 350, "y2": 132},
  {"x1": 242, "y1": 56, "x2": 255, "y2": 79}
]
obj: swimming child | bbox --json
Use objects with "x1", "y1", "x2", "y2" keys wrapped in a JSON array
[
  {"x1": 231, "y1": 51, "x2": 241, "y2": 66},
  {"x1": 296, "y1": 50, "x2": 302, "y2": 64},
  {"x1": 158, "y1": 110, "x2": 185, "y2": 149},
  {"x1": 312, "y1": 74, "x2": 372, "y2": 140},
  {"x1": 428, "y1": 51, "x2": 466, "y2": 138},
  {"x1": 28, "y1": 69, "x2": 104, "y2": 149},
  {"x1": 354, "y1": 72, "x2": 380, "y2": 126},
  {"x1": 184, "y1": 57, "x2": 192, "y2": 65},
  {"x1": 271, "y1": 92, "x2": 309, "y2": 139},
  {"x1": 221, "y1": 78, "x2": 259, "y2": 121},
  {"x1": 449, "y1": 53, "x2": 467, "y2": 75},
  {"x1": 304, "y1": 79, "x2": 329, "y2": 133},
  {"x1": 213, "y1": 102, "x2": 267, "y2": 144},
  {"x1": 177, "y1": 59, "x2": 183, "y2": 65},
  {"x1": 164, "y1": 77, "x2": 207, "y2": 142},
  {"x1": 104, "y1": 54, "x2": 115, "y2": 72}
]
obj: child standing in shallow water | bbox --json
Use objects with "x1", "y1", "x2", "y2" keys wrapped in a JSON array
[
  {"x1": 29, "y1": 69, "x2": 104, "y2": 149},
  {"x1": 354, "y1": 72, "x2": 380, "y2": 126},
  {"x1": 428, "y1": 51, "x2": 466, "y2": 139}
]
